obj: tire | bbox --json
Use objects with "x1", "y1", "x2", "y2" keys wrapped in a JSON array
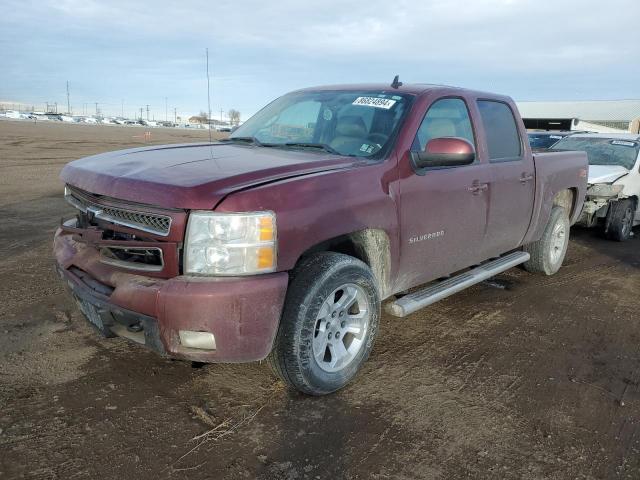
[
  {"x1": 268, "y1": 252, "x2": 380, "y2": 396},
  {"x1": 522, "y1": 206, "x2": 570, "y2": 275},
  {"x1": 606, "y1": 199, "x2": 635, "y2": 242}
]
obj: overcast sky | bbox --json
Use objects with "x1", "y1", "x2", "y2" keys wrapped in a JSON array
[{"x1": 1, "y1": 0, "x2": 638, "y2": 120}]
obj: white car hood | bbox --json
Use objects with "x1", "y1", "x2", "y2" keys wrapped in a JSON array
[{"x1": 588, "y1": 165, "x2": 629, "y2": 184}]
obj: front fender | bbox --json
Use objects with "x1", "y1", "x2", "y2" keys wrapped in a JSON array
[{"x1": 214, "y1": 164, "x2": 400, "y2": 281}]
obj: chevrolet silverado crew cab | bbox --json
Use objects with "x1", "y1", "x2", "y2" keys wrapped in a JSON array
[
  {"x1": 551, "y1": 133, "x2": 640, "y2": 241},
  {"x1": 54, "y1": 82, "x2": 588, "y2": 395}
]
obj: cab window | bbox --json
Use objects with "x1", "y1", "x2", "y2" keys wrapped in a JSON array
[
  {"x1": 412, "y1": 98, "x2": 476, "y2": 152},
  {"x1": 477, "y1": 100, "x2": 522, "y2": 161}
]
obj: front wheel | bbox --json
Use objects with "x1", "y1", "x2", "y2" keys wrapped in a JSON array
[
  {"x1": 606, "y1": 199, "x2": 635, "y2": 242},
  {"x1": 522, "y1": 206, "x2": 570, "y2": 275},
  {"x1": 268, "y1": 252, "x2": 380, "y2": 395}
]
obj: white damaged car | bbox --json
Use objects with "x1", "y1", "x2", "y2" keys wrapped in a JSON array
[{"x1": 551, "y1": 133, "x2": 640, "y2": 241}]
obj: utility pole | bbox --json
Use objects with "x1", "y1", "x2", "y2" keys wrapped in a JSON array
[
  {"x1": 94, "y1": 102, "x2": 98, "y2": 116},
  {"x1": 165, "y1": 97, "x2": 168, "y2": 121},
  {"x1": 174, "y1": 107, "x2": 177, "y2": 125},
  {"x1": 139, "y1": 107, "x2": 143, "y2": 120},
  {"x1": 146, "y1": 104, "x2": 150, "y2": 121},
  {"x1": 121, "y1": 100, "x2": 124, "y2": 118},
  {"x1": 220, "y1": 109, "x2": 223, "y2": 123},
  {"x1": 66, "y1": 81, "x2": 71, "y2": 114},
  {"x1": 206, "y1": 47, "x2": 212, "y2": 142}
]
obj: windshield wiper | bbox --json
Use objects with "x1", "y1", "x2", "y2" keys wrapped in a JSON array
[
  {"x1": 222, "y1": 136, "x2": 263, "y2": 146},
  {"x1": 282, "y1": 142, "x2": 341, "y2": 155}
]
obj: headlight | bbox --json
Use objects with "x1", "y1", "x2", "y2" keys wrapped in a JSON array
[
  {"x1": 184, "y1": 211, "x2": 276, "y2": 276},
  {"x1": 587, "y1": 184, "x2": 623, "y2": 197}
]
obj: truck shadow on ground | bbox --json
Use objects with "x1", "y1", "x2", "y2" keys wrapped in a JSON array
[{"x1": 569, "y1": 225, "x2": 640, "y2": 270}]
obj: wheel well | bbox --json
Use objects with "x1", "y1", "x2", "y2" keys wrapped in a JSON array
[
  {"x1": 299, "y1": 229, "x2": 391, "y2": 298},
  {"x1": 553, "y1": 188, "x2": 577, "y2": 219}
]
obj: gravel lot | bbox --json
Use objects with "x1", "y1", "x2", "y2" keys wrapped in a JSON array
[{"x1": 1, "y1": 119, "x2": 640, "y2": 479}]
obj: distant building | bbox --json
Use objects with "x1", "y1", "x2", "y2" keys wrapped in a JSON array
[{"x1": 516, "y1": 99, "x2": 640, "y2": 133}]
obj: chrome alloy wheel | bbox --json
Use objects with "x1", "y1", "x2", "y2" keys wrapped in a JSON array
[
  {"x1": 550, "y1": 221, "x2": 567, "y2": 265},
  {"x1": 312, "y1": 283, "x2": 370, "y2": 373}
]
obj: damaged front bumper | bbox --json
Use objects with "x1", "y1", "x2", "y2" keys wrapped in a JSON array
[
  {"x1": 577, "y1": 186, "x2": 626, "y2": 227},
  {"x1": 54, "y1": 227, "x2": 289, "y2": 363}
]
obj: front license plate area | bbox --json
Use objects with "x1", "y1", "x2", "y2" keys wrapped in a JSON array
[{"x1": 76, "y1": 298, "x2": 108, "y2": 335}]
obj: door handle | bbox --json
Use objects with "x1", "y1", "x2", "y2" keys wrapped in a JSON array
[
  {"x1": 520, "y1": 173, "x2": 534, "y2": 183},
  {"x1": 468, "y1": 182, "x2": 489, "y2": 195}
]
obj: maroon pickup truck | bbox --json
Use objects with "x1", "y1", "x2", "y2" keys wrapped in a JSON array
[{"x1": 54, "y1": 82, "x2": 588, "y2": 395}]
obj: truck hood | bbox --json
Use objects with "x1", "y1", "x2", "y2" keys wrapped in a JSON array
[
  {"x1": 61, "y1": 143, "x2": 359, "y2": 209},
  {"x1": 588, "y1": 165, "x2": 629, "y2": 185}
]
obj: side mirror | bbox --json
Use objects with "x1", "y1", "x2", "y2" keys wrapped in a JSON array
[
  {"x1": 230, "y1": 125, "x2": 239, "y2": 133},
  {"x1": 412, "y1": 137, "x2": 475, "y2": 169}
]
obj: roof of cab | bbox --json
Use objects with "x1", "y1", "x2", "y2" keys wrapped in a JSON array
[{"x1": 292, "y1": 83, "x2": 511, "y2": 100}]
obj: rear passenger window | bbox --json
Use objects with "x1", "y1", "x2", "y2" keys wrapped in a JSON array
[
  {"x1": 413, "y1": 98, "x2": 475, "y2": 151},
  {"x1": 477, "y1": 100, "x2": 522, "y2": 161}
]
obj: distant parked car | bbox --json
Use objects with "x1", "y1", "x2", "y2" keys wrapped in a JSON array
[
  {"x1": 551, "y1": 133, "x2": 640, "y2": 241},
  {"x1": 4, "y1": 110, "x2": 30, "y2": 120},
  {"x1": 528, "y1": 131, "x2": 577, "y2": 149}
]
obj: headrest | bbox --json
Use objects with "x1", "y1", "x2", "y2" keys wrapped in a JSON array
[
  {"x1": 336, "y1": 115, "x2": 367, "y2": 137},
  {"x1": 424, "y1": 118, "x2": 456, "y2": 138}
]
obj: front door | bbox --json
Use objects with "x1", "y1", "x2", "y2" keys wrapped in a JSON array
[{"x1": 397, "y1": 97, "x2": 492, "y2": 291}]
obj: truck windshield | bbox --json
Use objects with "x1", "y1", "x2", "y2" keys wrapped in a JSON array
[
  {"x1": 229, "y1": 90, "x2": 414, "y2": 158},
  {"x1": 528, "y1": 133, "x2": 566, "y2": 149},
  {"x1": 551, "y1": 137, "x2": 640, "y2": 170}
]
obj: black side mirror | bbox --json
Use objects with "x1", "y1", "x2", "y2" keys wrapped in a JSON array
[
  {"x1": 412, "y1": 137, "x2": 475, "y2": 169},
  {"x1": 230, "y1": 125, "x2": 239, "y2": 133}
]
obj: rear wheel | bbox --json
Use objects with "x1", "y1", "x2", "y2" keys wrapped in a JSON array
[
  {"x1": 268, "y1": 252, "x2": 380, "y2": 395},
  {"x1": 606, "y1": 198, "x2": 635, "y2": 242},
  {"x1": 522, "y1": 206, "x2": 570, "y2": 275}
]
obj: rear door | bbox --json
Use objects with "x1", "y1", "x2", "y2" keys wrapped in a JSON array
[
  {"x1": 397, "y1": 97, "x2": 492, "y2": 288},
  {"x1": 476, "y1": 100, "x2": 535, "y2": 257}
]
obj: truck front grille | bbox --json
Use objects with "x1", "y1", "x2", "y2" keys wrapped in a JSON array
[{"x1": 65, "y1": 187, "x2": 172, "y2": 236}]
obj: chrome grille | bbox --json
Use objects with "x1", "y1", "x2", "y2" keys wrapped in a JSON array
[{"x1": 65, "y1": 187, "x2": 172, "y2": 236}]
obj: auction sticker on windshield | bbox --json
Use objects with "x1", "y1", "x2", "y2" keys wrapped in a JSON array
[
  {"x1": 611, "y1": 140, "x2": 638, "y2": 147},
  {"x1": 352, "y1": 97, "x2": 396, "y2": 109}
]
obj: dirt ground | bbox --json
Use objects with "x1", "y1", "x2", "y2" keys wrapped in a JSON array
[{"x1": 1, "y1": 119, "x2": 639, "y2": 480}]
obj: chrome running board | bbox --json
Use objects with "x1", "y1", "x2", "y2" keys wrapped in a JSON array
[{"x1": 386, "y1": 251, "x2": 530, "y2": 318}]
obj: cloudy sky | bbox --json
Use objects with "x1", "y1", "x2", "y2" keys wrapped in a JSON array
[{"x1": 1, "y1": 0, "x2": 638, "y2": 120}]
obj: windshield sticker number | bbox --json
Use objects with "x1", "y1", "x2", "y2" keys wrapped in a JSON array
[
  {"x1": 352, "y1": 97, "x2": 396, "y2": 109},
  {"x1": 611, "y1": 140, "x2": 637, "y2": 147}
]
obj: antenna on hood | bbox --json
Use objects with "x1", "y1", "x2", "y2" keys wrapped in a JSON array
[{"x1": 391, "y1": 75, "x2": 403, "y2": 89}]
